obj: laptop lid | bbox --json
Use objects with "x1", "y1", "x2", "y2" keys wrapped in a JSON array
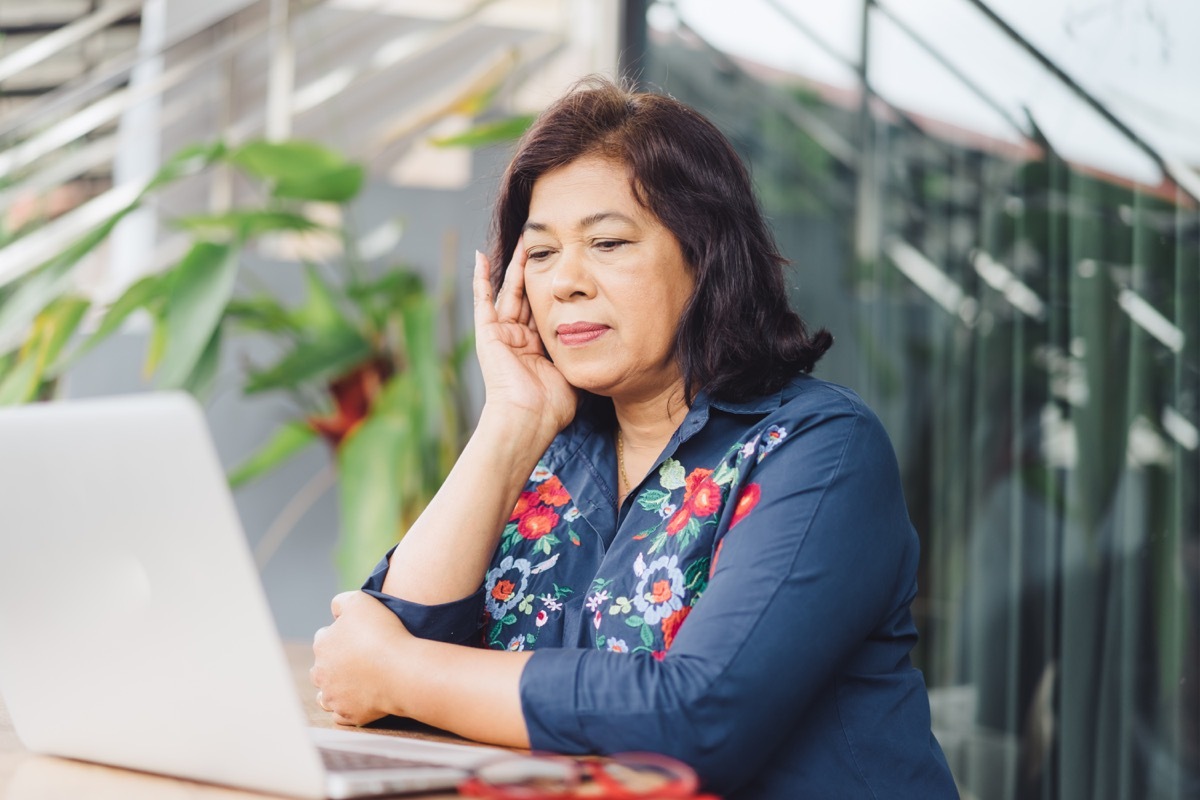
[{"x1": 0, "y1": 393, "x2": 515, "y2": 797}]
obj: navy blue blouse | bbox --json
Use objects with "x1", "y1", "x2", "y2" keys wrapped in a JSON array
[{"x1": 364, "y1": 374, "x2": 958, "y2": 798}]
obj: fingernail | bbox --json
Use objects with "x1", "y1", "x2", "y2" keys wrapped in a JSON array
[{"x1": 474, "y1": 250, "x2": 483, "y2": 268}]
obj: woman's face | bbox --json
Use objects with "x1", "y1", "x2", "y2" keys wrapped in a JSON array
[{"x1": 522, "y1": 155, "x2": 695, "y2": 403}]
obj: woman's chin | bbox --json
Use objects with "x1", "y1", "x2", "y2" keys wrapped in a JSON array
[{"x1": 557, "y1": 371, "x2": 619, "y2": 397}]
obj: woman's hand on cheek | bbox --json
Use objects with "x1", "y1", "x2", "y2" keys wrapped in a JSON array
[
  {"x1": 310, "y1": 591, "x2": 411, "y2": 726},
  {"x1": 473, "y1": 244, "x2": 577, "y2": 439}
]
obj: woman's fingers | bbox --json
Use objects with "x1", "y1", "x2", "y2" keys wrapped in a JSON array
[
  {"x1": 472, "y1": 250, "x2": 497, "y2": 329},
  {"x1": 494, "y1": 237, "x2": 527, "y2": 322},
  {"x1": 330, "y1": 590, "x2": 358, "y2": 619},
  {"x1": 518, "y1": 293, "x2": 533, "y2": 326}
]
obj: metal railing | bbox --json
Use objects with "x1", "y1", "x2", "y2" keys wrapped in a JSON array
[{"x1": 0, "y1": 0, "x2": 566, "y2": 291}]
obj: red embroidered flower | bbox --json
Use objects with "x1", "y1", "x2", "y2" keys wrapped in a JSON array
[
  {"x1": 491, "y1": 579, "x2": 516, "y2": 603},
  {"x1": 683, "y1": 468, "x2": 713, "y2": 500},
  {"x1": 688, "y1": 475, "x2": 722, "y2": 516},
  {"x1": 665, "y1": 507, "x2": 692, "y2": 535},
  {"x1": 661, "y1": 606, "x2": 692, "y2": 651},
  {"x1": 664, "y1": 467, "x2": 722, "y2": 536},
  {"x1": 730, "y1": 483, "x2": 761, "y2": 528},
  {"x1": 517, "y1": 505, "x2": 560, "y2": 540},
  {"x1": 510, "y1": 491, "x2": 538, "y2": 521},
  {"x1": 536, "y1": 476, "x2": 571, "y2": 507},
  {"x1": 650, "y1": 579, "x2": 674, "y2": 605}
]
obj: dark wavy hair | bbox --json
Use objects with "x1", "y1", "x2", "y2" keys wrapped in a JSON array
[{"x1": 490, "y1": 77, "x2": 832, "y2": 404}]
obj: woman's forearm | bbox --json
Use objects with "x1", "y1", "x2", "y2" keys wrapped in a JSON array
[
  {"x1": 380, "y1": 407, "x2": 556, "y2": 604},
  {"x1": 383, "y1": 639, "x2": 534, "y2": 749}
]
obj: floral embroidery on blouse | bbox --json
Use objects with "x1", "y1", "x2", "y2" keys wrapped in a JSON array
[
  {"x1": 481, "y1": 462, "x2": 581, "y2": 649},
  {"x1": 479, "y1": 427, "x2": 781, "y2": 653}
]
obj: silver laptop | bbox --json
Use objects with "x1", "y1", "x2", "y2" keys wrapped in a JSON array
[{"x1": 0, "y1": 392, "x2": 508, "y2": 798}]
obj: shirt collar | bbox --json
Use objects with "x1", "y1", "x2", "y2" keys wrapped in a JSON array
[
  {"x1": 560, "y1": 383, "x2": 788, "y2": 447},
  {"x1": 704, "y1": 386, "x2": 787, "y2": 416}
]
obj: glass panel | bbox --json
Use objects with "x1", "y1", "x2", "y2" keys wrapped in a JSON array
[{"x1": 642, "y1": 2, "x2": 1199, "y2": 798}]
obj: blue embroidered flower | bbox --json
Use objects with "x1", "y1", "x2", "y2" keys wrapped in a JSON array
[
  {"x1": 633, "y1": 554, "x2": 686, "y2": 626},
  {"x1": 484, "y1": 555, "x2": 531, "y2": 620},
  {"x1": 758, "y1": 425, "x2": 787, "y2": 462}
]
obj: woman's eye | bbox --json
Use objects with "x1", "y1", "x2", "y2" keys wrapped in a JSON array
[
  {"x1": 594, "y1": 240, "x2": 626, "y2": 252},
  {"x1": 526, "y1": 249, "x2": 553, "y2": 261}
]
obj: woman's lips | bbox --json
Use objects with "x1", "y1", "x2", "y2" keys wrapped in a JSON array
[{"x1": 556, "y1": 322, "x2": 610, "y2": 346}]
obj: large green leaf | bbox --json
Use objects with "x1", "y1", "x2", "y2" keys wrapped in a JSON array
[
  {"x1": 396, "y1": 293, "x2": 442, "y2": 442},
  {"x1": 272, "y1": 164, "x2": 364, "y2": 203},
  {"x1": 347, "y1": 270, "x2": 423, "y2": 308},
  {"x1": 156, "y1": 241, "x2": 239, "y2": 389},
  {"x1": 173, "y1": 210, "x2": 319, "y2": 240},
  {"x1": 143, "y1": 310, "x2": 168, "y2": 378},
  {"x1": 347, "y1": 269, "x2": 424, "y2": 334},
  {"x1": 335, "y1": 406, "x2": 409, "y2": 588},
  {"x1": 228, "y1": 140, "x2": 345, "y2": 182},
  {"x1": 430, "y1": 115, "x2": 535, "y2": 149},
  {"x1": 145, "y1": 141, "x2": 227, "y2": 193},
  {"x1": 33, "y1": 296, "x2": 90, "y2": 376},
  {"x1": 0, "y1": 354, "x2": 39, "y2": 405},
  {"x1": 0, "y1": 141, "x2": 221, "y2": 359},
  {"x1": 225, "y1": 295, "x2": 301, "y2": 335},
  {"x1": 243, "y1": 328, "x2": 373, "y2": 394},
  {"x1": 292, "y1": 264, "x2": 355, "y2": 335},
  {"x1": 59, "y1": 273, "x2": 167, "y2": 373},
  {"x1": 227, "y1": 141, "x2": 363, "y2": 201},
  {"x1": 0, "y1": 296, "x2": 85, "y2": 404},
  {"x1": 0, "y1": 201, "x2": 138, "y2": 348},
  {"x1": 180, "y1": 323, "x2": 223, "y2": 397},
  {"x1": 228, "y1": 421, "x2": 320, "y2": 488}
]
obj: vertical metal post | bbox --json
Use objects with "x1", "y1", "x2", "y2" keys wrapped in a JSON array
[
  {"x1": 108, "y1": 0, "x2": 166, "y2": 300},
  {"x1": 618, "y1": 0, "x2": 648, "y2": 88},
  {"x1": 266, "y1": 0, "x2": 294, "y2": 141},
  {"x1": 852, "y1": 0, "x2": 878, "y2": 394},
  {"x1": 853, "y1": 0, "x2": 878, "y2": 267}
]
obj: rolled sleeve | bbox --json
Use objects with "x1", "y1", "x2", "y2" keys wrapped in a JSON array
[
  {"x1": 518, "y1": 648, "x2": 590, "y2": 749},
  {"x1": 361, "y1": 546, "x2": 486, "y2": 645}
]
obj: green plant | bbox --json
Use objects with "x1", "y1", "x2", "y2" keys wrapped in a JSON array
[{"x1": 0, "y1": 139, "x2": 471, "y2": 586}]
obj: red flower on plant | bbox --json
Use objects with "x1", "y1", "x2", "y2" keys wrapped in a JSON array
[
  {"x1": 536, "y1": 476, "x2": 571, "y2": 507},
  {"x1": 307, "y1": 359, "x2": 392, "y2": 446},
  {"x1": 517, "y1": 505, "x2": 560, "y2": 540},
  {"x1": 730, "y1": 483, "x2": 761, "y2": 528},
  {"x1": 510, "y1": 491, "x2": 539, "y2": 521},
  {"x1": 491, "y1": 579, "x2": 516, "y2": 603},
  {"x1": 661, "y1": 606, "x2": 692, "y2": 651}
]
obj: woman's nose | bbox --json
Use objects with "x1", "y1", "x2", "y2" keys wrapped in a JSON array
[{"x1": 551, "y1": 247, "x2": 596, "y2": 300}]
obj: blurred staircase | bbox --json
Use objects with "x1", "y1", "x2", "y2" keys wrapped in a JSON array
[
  {"x1": 0, "y1": 0, "x2": 577, "y2": 305},
  {"x1": 0, "y1": 1, "x2": 143, "y2": 234}
]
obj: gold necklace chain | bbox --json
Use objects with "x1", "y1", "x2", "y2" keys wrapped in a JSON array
[{"x1": 616, "y1": 429, "x2": 631, "y2": 499}]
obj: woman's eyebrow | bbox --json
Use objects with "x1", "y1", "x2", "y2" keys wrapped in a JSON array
[
  {"x1": 521, "y1": 211, "x2": 637, "y2": 234},
  {"x1": 577, "y1": 211, "x2": 637, "y2": 229}
]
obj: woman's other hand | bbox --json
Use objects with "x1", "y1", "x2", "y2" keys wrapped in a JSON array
[
  {"x1": 473, "y1": 244, "x2": 577, "y2": 440},
  {"x1": 311, "y1": 591, "x2": 409, "y2": 726},
  {"x1": 311, "y1": 590, "x2": 534, "y2": 748}
]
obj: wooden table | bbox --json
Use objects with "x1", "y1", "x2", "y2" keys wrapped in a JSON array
[{"x1": 0, "y1": 643, "x2": 482, "y2": 799}]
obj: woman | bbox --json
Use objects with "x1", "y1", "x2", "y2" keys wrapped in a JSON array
[{"x1": 311, "y1": 78, "x2": 958, "y2": 799}]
